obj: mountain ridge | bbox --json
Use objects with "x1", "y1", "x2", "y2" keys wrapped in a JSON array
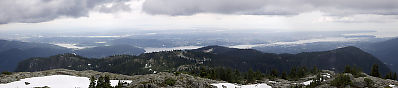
[{"x1": 16, "y1": 46, "x2": 391, "y2": 76}]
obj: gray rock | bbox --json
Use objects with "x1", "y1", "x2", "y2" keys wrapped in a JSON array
[{"x1": 2, "y1": 69, "x2": 398, "y2": 88}]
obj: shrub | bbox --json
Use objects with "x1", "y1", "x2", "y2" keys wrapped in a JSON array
[
  {"x1": 1, "y1": 71, "x2": 12, "y2": 75},
  {"x1": 343, "y1": 65, "x2": 365, "y2": 78},
  {"x1": 290, "y1": 84, "x2": 304, "y2": 88},
  {"x1": 331, "y1": 74, "x2": 352, "y2": 87},
  {"x1": 164, "y1": 78, "x2": 176, "y2": 86},
  {"x1": 364, "y1": 78, "x2": 374, "y2": 87}
]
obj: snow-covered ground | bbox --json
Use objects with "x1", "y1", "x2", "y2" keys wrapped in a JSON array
[
  {"x1": 0, "y1": 75, "x2": 131, "y2": 88},
  {"x1": 211, "y1": 83, "x2": 272, "y2": 88},
  {"x1": 302, "y1": 80, "x2": 313, "y2": 85},
  {"x1": 389, "y1": 84, "x2": 397, "y2": 88}
]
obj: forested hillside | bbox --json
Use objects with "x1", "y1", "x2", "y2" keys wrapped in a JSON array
[{"x1": 16, "y1": 46, "x2": 391, "y2": 76}]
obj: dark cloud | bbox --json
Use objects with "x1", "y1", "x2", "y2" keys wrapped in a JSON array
[
  {"x1": 0, "y1": 0, "x2": 131, "y2": 24},
  {"x1": 142, "y1": 0, "x2": 398, "y2": 16}
]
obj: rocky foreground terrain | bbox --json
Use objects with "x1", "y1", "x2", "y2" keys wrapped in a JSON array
[
  {"x1": 0, "y1": 69, "x2": 222, "y2": 88},
  {"x1": 264, "y1": 70, "x2": 398, "y2": 88},
  {"x1": 1, "y1": 69, "x2": 398, "y2": 88}
]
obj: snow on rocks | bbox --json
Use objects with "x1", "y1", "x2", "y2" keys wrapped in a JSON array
[
  {"x1": 301, "y1": 72, "x2": 331, "y2": 86},
  {"x1": 211, "y1": 83, "x2": 272, "y2": 88},
  {"x1": 302, "y1": 80, "x2": 313, "y2": 85},
  {"x1": 0, "y1": 75, "x2": 130, "y2": 88},
  {"x1": 389, "y1": 84, "x2": 395, "y2": 87}
]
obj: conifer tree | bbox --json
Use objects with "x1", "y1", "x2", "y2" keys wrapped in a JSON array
[
  {"x1": 246, "y1": 69, "x2": 255, "y2": 83},
  {"x1": 97, "y1": 76, "x2": 104, "y2": 87},
  {"x1": 281, "y1": 72, "x2": 287, "y2": 79},
  {"x1": 271, "y1": 69, "x2": 279, "y2": 77},
  {"x1": 114, "y1": 81, "x2": 124, "y2": 88},
  {"x1": 254, "y1": 70, "x2": 263, "y2": 80},
  {"x1": 289, "y1": 67, "x2": 297, "y2": 79},
  {"x1": 385, "y1": 72, "x2": 392, "y2": 79},
  {"x1": 370, "y1": 64, "x2": 380, "y2": 77},
  {"x1": 311, "y1": 66, "x2": 319, "y2": 74},
  {"x1": 344, "y1": 65, "x2": 352, "y2": 73},
  {"x1": 297, "y1": 67, "x2": 307, "y2": 78},
  {"x1": 233, "y1": 69, "x2": 241, "y2": 83},
  {"x1": 394, "y1": 72, "x2": 397, "y2": 80},
  {"x1": 89, "y1": 76, "x2": 96, "y2": 88},
  {"x1": 104, "y1": 75, "x2": 112, "y2": 88}
]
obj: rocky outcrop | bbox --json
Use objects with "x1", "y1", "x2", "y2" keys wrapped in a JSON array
[
  {"x1": 128, "y1": 72, "x2": 221, "y2": 88},
  {"x1": 2, "y1": 69, "x2": 397, "y2": 88},
  {"x1": 0, "y1": 69, "x2": 222, "y2": 88},
  {"x1": 261, "y1": 70, "x2": 398, "y2": 88}
]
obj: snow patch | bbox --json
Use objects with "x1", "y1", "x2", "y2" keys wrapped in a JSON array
[
  {"x1": 211, "y1": 83, "x2": 272, "y2": 88},
  {"x1": 203, "y1": 48, "x2": 214, "y2": 53},
  {"x1": 301, "y1": 73, "x2": 331, "y2": 85},
  {"x1": 389, "y1": 84, "x2": 396, "y2": 88},
  {"x1": 0, "y1": 75, "x2": 131, "y2": 88},
  {"x1": 303, "y1": 80, "x2": 313, "y2": 85}
]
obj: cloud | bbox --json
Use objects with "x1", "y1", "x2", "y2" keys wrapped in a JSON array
[
  {"x1": 142, "y1": 0, "x2": 398, "y2": 16},
  {"x1": 0, "y1": 0, "x2": 131, "y2": 24}
]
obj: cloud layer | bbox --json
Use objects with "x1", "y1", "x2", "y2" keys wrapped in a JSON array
[
  {"x1": 0, "y1": 0, "x2": 131, "y2": 24},
  {"x1": 1, "y1": 0, "x2": 397, "y2": 24},
  {"x1": 142, "y1": 0, "x2": 398, "y2": 16}
]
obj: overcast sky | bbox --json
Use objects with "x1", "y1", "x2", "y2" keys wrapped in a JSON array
[{"x1": 0, "y1": 0, "x2": 397, "y2": 34}]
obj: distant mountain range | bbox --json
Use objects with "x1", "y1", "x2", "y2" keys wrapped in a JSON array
[
  {"x1": 0, "y1": 40, "x2": 71, "y2": 71},
  {"x1": 3, "y1": 37, "x2": 398, "y2": 74},
  {"x1": 75, "y1": 44, "x2": 145, "y2": 58},
  {"x1": 16, "y1": 46, "x2": 391, "y2": 75},
  {"x1": 0, "y1": 40, "x2": 145, "y2": 72},
  {"x1": 362, "y1": 38, "x2": 398, "y2": 72},
  {"x1": 253, "y1": 37, "x2": 398, "y2": 72}
]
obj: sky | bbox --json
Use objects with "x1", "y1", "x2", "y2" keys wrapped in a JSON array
[{"x1": 0, "y1": 0, "x2": 397, "y2": 34}]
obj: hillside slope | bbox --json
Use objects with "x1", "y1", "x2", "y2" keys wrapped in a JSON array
[
  {"x1": 0, "y1": 40, "x2": 71, "y2": 72},
  {"x1": 362, "y1": 38, "x2": 398, "y2": 72},
  {"x1": 16, "y1": 46, "x2": 391, "y2": 75}
]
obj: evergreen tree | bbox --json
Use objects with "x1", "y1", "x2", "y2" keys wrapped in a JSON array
[
  {"x1": 89, "y1": 76, "x2": 96, "y2": 88},
  {"x1": 311, "y1": 66, "x2": 319, "y2": 74},
  {"x1": 297, "y1": 67, "x2": 307, "y2": 78},
  {"x1": 254, "y1": 70, "x2": 264, "y2": 80},
  {"x1": 288, "y1": 67, "x2": 297, "y2": 80},
  {"x1": 281, "y1": 72, "x2": 287, "y2": 79},
  {"x1": 394, "y1": 72, "x2": 397, "y2": 80},
  {"x1": 343, "y1": 65, "x2": 365, "y2": 78},
  {"x1": 199, "y1": 67, "x2": 208, "y2": 77},
  {"x1": 271, "y1": 69, "x2": 279, "y2": 77},
  {"x1": 246, "y1": 69, "x2": 255, "y2": 83},
  {"x1": 344, "y1": 65, "x2": 352, "y2": 73},
  {"x1": 96, "y1": 76, "x2": 104, "y2": 88},
  {"x1": 104, "y1": 75, "x2": 112, "y2": 88},
  {"x1": 233, "y1": 69, "x2": 242, "y2": 83},
  {"x1": 385, "y1": 73, "x2": 391, "y2": 79},
  {"x1": 370, "y1": 64, "x2": 380, "y2": 77}
]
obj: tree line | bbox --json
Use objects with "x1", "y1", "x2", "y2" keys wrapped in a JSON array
[{"x1": 89, "y1": 75, "x2": 128, "y2": 88}]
